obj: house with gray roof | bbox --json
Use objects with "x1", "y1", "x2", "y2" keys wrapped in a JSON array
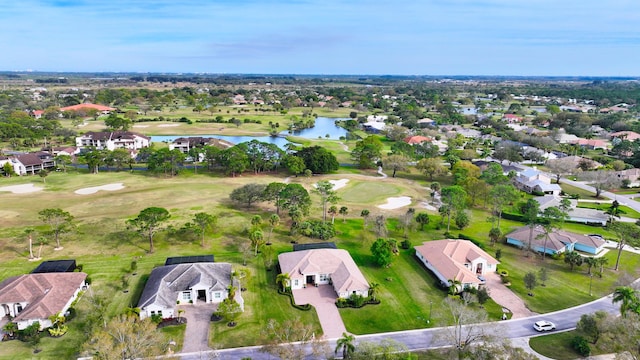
[
  {"x1": 137, "y1": 262, "x2": 242, "y2": 320},
  {"x1": 513, "y1": 168, "x2": 561, "y2": 196},
  {"x1": 506, "y1": 226, "x2": 606, "y2": 255}
]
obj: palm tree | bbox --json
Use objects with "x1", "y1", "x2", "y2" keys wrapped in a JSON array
[
  {"x1": 275, "y1": 272, "x2": 290, "y2": 292},
  {"x1": 328, "y1": 205, "x2": 338, "y2": 224},
  {"x1": 360, "y1": 209, "x2": 370, "y2": 229},
  {"x1": 249, "y1": 230, "x2": 264, "y2": 256},
  {"x1": 368, "y1": 282, "x2": 380, "y2": 301},
  {"x1": 612, "y1": 286, "x2": 640, "y2": 316},
  {"x1": 610, "y1": 222, "x2": 640, "y2": 271},
  {"x1": 448, "y1": 278, "x2": 462, "y2": 295},
  {"x1": 335, "y1": 332, "x2": 356, "y2": 359},
  {"x1": 25, "y1": 228, "x2": 36, "y2": 260},
  {"x1": 339, "y1": 206, "x2": 349, "y2": 223},
  {"x1": 584, "y1": 257, "x2": 598, "y2": 275},
  {"x1": 596, "y1": 257, "x2": 609, "y2": 277},
  {"x1": 267, "y1": 214, "x2": 279, "y2": 245}
]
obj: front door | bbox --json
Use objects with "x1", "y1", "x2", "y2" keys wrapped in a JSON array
[
  {"x1": 197, "y1": 289, "x2": 207, "y2": 302},
  {"x1": 306, "y1": 275, "x2": 314, "y2": 284},
  {"x1": 476, "y1": 263, "x2": 483, "y2": 274}
]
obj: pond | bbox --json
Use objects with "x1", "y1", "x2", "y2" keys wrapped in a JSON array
[{"x1": 150, "y1": 117, "x2": 349, "y2": 148}]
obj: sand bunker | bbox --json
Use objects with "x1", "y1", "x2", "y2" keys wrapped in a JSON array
[
  {"x1": 132, "y1": 125, "x2": 149, "y2": 128},
  {"x1": 75, "y1": 183, "x2": 125, "y2": 195},
  {"x1": 329, "y1": 179, "x2": 349, "y2": 190},
  {"x1": 377, "y1": 196, "x2": 412, "y2": 210},
  {"x1": 0, "y1": 184, "x2": 43, "y2": 194},
  {"x1": 158, "y1": 124, "x2": 180, "y2": 127},
  {"x1": 313, "y1": 179, "x2": 350, "y2": 191}
]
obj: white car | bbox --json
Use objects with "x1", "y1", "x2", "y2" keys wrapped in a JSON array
[{"x1": 533, "y1": 320, "x2": 556, "y2": 332}]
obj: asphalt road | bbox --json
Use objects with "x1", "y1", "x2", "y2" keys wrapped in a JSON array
[{"x1": 178, "y1": 295, "x2": 620, "y2": 360}]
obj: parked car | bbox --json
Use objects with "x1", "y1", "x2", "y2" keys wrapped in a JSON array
[{"x1": 533, "y1": 320, "x2": 556, "y2": 332}]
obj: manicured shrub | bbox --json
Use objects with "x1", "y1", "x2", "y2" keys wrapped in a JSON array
[{"x1": 572, "y1": 336, "x2": 591, "y2": 357}]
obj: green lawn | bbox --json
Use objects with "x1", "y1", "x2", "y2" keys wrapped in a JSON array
[
  {"x1": 559, "y1": 183, "x2": 596, "y2": 199},
  {"x1": 2, "y1": 170, "x2": 640, "y2": 357},
  {"x1": 529, "y1": 331, "x2": 591, "y2": 360},
  {"x1": 577, "y1": 201, "x2": 640, "y2": 219}
]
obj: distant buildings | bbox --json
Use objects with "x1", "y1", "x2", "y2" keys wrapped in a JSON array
[{"x1": 75, "y1": 131, "x2": 150, "y2": 154}]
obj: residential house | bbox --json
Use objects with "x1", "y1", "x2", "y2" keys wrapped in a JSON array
[
  {"x1": 414, "y1": 239, "x2": 499, "y2": 292},
  {"x1": 502, "y1": 114, "x2": 523, "y2": 123},
  {"x1": 403, "y1": 135, "x2": 432, "y2": 145},
  {"x1": 506, "y1": 226, "x2": 606, "y2": 255},
  {"x1": 534, "y1": 195, "x2": 609, "y2": 226},
  {"x1": 0, "y1": 272, "x2": 87, "y2": 330},
  {"x1": 59, "y1": 103, "x2": 115, "y2": 115},
  {"x1": 610, "y1": 131, "x2": 640, "y2": 142},
  {"x1": 278, "y1": 249, "x2": 369, "y2": 298},
  {"x1": 168, "y1": 137, "x2": 233, "y2": 154},
  {"x1": 570, "y1": 139, "x2": 608, "y2": 151},
  {"x1": 51, "y1": 146, "x2": 80, "y2": 157},
  {"x1": 614, "y1": 168, "x2": 640, "y2": 187},
  {"x1": 1, "y1": 152, "x2": 56, "y2": 176},
  {"x1": 513, "y1": 168, "x2": 561, "y2": 196},
  {"x1": 75, "y1": 131, "x2": 150, "y2": 153},
  {"x1": 137, "y1": 262, "x2": 242, "y2": 320}
]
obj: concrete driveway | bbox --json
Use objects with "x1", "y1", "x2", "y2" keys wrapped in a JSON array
[
  {"x1": 179, "y1": 303, "x2": 217, "y2": 353},
  {"x1": 485, "y1": 272, "x2": 536, "y2": 319},
  {"x1": 293, "y1": 285, "x2": 347, "y2": 339}
]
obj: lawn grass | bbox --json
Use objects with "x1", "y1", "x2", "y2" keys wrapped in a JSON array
[
  {"x1": 2, "y1": 169, "x2": 640, "y2": 357},
  {"x1": 528, "y1": 331, "x2": 585, "y2": 360},
  {"x1": 559, "y1": 183, "x2": 596, "y2": 199},
  {"x1": 577, "y1": 201, "x2": 640, "y2": 219}
]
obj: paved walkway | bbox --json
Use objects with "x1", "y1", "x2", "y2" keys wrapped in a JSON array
[
  {"x1": 485, "y1": 272, "x2": 536, "y2": 319},
  {"x1": 292, "y1": 285, "x2": 347, "y2": 339},
  {"x1": 180, "y1": 303, "x2": 217, "y2": 353}
]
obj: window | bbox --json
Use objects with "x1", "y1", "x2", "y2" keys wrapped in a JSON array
[
  {"x1": 182, "y1": 292, "x2": 191, "y2": 300},
  {"x1": 294, "y1": 280, "x2": 299, "y2": 286},
  {"x1": 158, "y1": 311, "x2": 162, "y2": 317},
  {"x1": 319, "y1": 274, "x2": 329, "y2": 281},
  {"x1": 214, "y1": 292, "x2": 221, "y2": 299},
  {"x1": 151, "y1": 311, "x2": 156, "y2": 315},
  {"x1": 16, "y1": 304, "x2": 23, "y2": 313}
]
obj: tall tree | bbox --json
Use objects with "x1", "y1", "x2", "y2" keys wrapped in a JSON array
[
  {"x1": 416, "y1": 158, "x2": 446, "y2": 181},
  {"x1": 127, "y1": 207, "x2": 170, "y2": 253},
  {"x1": 582, "y1": 170, "x2": 620, "y2": 198},
  {"x1": 267, "y1": 214, "x2": 280, "y2": 245},
  {"x1": 295, "y1": 146, "x2": 339, "y2": 174},
  {"x1": 440, "y1": 185, "x2": 467, "y2": 233},
  {"x1": 489, "y1": 184, "x2": 519, "y2": 229},
  {"x1": 315, "y1": 180, "x2": 339, "y2": 223},
  {"x1": 415, "y1": 212, "x2": 430, "y2": 230},
  {"x1": 280, "y1": 183, "x2": 312, "y2": 216},
  {"x1": 351, "y1": 136, "x2": 383, "y2": 169},
  {"x1": 522, "y1": 199, "x2": 540, "y2": 255},
  {"x1": 382, "y1": 154, "x2": 409, "y2": 178},
  {"x1": 38, "y1": 208, "x2": 74, "y2": 250},
  {"x1": 371, "y1": 238, "x2": 394, "y2": 267},
  {"x1": 192, "y1": 212, "x2": 217, "y2": 247},
  {"x1": 538, "y1": 206, "x2": 567, "y2": 260},
  {"x1": 609, "y1": 222, "x2": 640, "y2": 271},
  {"x1": 263, "y1": 182, "x2": 287, "y2": 215}
]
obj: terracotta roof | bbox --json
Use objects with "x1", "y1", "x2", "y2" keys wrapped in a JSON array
[
  {"x1": 415, "y1": 240, "x2": 499, "y2": 285},
  {"x1": 403, "y1": 135, "x2": 432, "y2": 145},
  {"x1": 0, "y1": 273, "x2": 86, "y2": 322},
  {"x1": 610, "y1": 131, "x2": 640, "y2": 141},
  {"x1": 278, "y1": 249, "x2": 369, "y2": 293},
  {"x1": 60, "y1": 103, "x2": 115, "y2": 112}
]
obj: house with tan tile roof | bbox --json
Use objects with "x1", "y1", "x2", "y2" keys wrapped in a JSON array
[
  {"x1": 278, "y1": 249, "x2": 369, "y2": 298},
  {"x1": 0, "y1": 272, "x2": 87, "y2": 330},
  {"x1": 414, "y1": 239, "x2": 499, "y2": 292}
]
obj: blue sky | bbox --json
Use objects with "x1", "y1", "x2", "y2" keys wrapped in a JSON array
[{"x1": 1, "y1": 0, "x2": 639, "y2": 76}]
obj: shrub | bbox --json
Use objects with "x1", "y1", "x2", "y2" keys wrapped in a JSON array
[
  {"x1": 400, "y1": 239, "x2": 411, "y2": 250},
  {"x1": 572, "y1": 336, "x2": 591, "y2": 357},
  {"x1": 150, "y1": 314, "x2": 163, "y2": 324},
  {"x1": 477, "y1": 288, "x2": 490, "y2": 304},
  {"x1": 298, "y1": 220, "x2": 336, "y2": 240},
  {"x1": 48, "y1": 325, "x2": 68, "y2": 337}
]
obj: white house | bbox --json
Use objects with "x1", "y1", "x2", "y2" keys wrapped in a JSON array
[
  {"x1": 0, "y1": 272, "x2": 88, "y2": 330},
  {"x1": 278, "y1": 249, "x2": 369, "y2": 299},
  {"x1": 75, "y1": 131, "x2": 150, "y2": 152},
  {"x1": 514, "y1": 168, "x2": 561, "y2": 196},
  {"x1": 415, "y1": 239, "x2": 499, "y2": 292},
  {"x1": 137, "y1": 262, "x2": 242, "y2": 320}
]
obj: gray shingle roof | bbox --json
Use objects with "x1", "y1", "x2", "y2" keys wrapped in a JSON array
[{"x1": 138, "y1": 263, "x2": 232, "y2": 309}]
